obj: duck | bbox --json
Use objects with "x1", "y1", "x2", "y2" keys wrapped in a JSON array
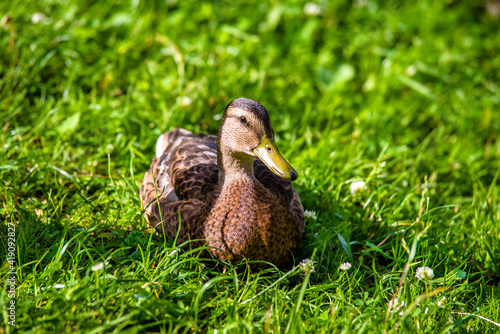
[{"x1": 140, "y1": 98, "x2": 304, "y2": 267}]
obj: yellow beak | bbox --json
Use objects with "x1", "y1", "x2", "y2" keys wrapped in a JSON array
[{"x1": 253, "y1": 134, "x2": 298, "y2": 181}]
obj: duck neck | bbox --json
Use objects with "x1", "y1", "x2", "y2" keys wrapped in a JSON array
[{"x1": 217, "y1": 145, "x2": 256, "y2": 186}]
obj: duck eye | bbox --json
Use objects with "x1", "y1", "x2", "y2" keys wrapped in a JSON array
[{"x1": 240, "y1": 116, "x2": 247, "y2": 123}]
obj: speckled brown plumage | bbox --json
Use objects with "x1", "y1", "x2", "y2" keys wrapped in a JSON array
[{"x1": 140, "y1": 98, "x2": 304, "y2": 267}]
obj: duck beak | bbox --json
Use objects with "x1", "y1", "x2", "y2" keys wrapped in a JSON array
[{"x1": 253, "y1": 134, "x2": 298, "y2": 181}]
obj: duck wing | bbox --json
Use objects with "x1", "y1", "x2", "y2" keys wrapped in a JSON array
[{"x1": 140, "y1": 128, "x2": 218, "y2": 238}]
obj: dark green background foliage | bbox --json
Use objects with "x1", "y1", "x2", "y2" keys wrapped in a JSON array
[{"x1": 1, "y1": 0, "x2": 499, "y2": 332}]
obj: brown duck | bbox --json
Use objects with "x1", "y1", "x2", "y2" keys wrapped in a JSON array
[{"x1": 140, "y1": 98, "x2": 304, "y2": 267}]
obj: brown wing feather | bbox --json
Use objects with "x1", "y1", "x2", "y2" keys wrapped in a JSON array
[
  {"x1": 140, "y1": 162, "x2": 205, "y2": 241},
  {"x1": 140, "y1": 128, "x2": 219, "y2": 240},
  {"x1": 168, "y1": 135, "x2": 218, "y2": 202}
]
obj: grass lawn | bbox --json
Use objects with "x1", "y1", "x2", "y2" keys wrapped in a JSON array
[{"x1": 1, "y1": 0, "x2": 500, "y2": 332}]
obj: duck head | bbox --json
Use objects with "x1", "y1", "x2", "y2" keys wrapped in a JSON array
[{"x1": 217, "y1": 98, "x2": 298, "y2": 181}]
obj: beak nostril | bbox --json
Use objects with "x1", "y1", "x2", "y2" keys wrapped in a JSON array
[{"x1": 254, "y1": 134, "x2": 296, "y2": 181}]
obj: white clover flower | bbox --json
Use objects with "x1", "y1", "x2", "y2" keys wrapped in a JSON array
[
  {"x1": 389, "y1": 298, "x2": 405, "y2": 314},
  {"x1": 304, "y1": 210, "x2": 318, "y2": 220},
  {"x1": 299, "y1": 258, "x2": 316, "y2": 274},
  {"x1": 350, "y1": 180, "x2": 366, "y2": 196},
  {"x1": 437, "y1": 296, "x2": 447, "y2": 307},
  {"x1": 388, "y1": 298, "x2": 397, "y2": 310},
  {"x1": 416, "y1": 266, "x2": 434, "y2": 281},
  {"x1": 339, "y1": 262, "x2": 352, "y2": 271},
  {"x1": 181, "y1": 96, "x2": 192, "y2": 107},
  {"x1": 35, "y1": 208, "x2": 43, "y2": 217},
  {"x1": 106, "y1": 143, "x2": 114, "y2": 154},
  {"x1": 31, "y1": 13, "x2": 46, "y2": 24},
  {"x1": 91, "y1": 262, "x2": 105, "y2": 272},
  {"x1": 304, "y1": 3, "x2": 321, "y2": 16},
  {"x1": 405, "y1": 65, "x2": 417, "y2": 76}
]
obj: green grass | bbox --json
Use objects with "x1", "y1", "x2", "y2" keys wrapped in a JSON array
[{"x1": 1, "y1": 0, "x2": 500, "y2": 332}]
